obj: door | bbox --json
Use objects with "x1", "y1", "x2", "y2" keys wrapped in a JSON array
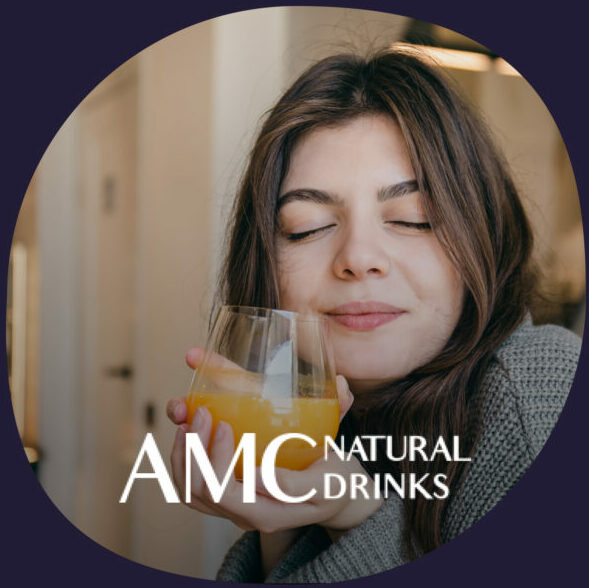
[{"x1": 77, "y1": 64, "x2": 138, "y2": 557}]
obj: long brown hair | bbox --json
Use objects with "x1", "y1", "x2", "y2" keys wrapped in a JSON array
[{"x1": 218, "y1": 46, "x2": 536, "y2": 555}]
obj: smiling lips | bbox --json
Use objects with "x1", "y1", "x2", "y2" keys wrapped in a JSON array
[{"x1": 326, "y1": 301, "x2": 405, "y2": 331}]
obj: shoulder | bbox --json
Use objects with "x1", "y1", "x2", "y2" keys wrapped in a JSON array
[
  {"x1": 483, "y1": 319, "x2": 582, "y2": 456},
  {"x1": 493, "y1": 318, "x2": 582, "y2": 389},
  {"x1": 480, "y1": 318, "x2": 582, "y2": 455},
  {"x1": 443, "y1": 320, "x2": 581, "y2": 540}
]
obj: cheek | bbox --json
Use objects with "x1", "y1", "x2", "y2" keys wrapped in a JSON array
[
  {"x1": 395, "y1": 240, "x2": 464, "y2": 364},
  {"x1": 277, "y1": 247, "x2": 322, "y2": 310},
  {"x1": 431, "y1": 250, "x2": 463, "y2": 318},
  {"x1": 399, "y1": 237, "x2": 463, "y2": 313}
]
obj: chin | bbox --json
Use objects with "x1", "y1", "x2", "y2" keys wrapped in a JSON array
[{"x1": 333, "y1": 339, "x2": 415, "y2": 380}]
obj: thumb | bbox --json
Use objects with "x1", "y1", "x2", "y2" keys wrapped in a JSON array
[{"x1": 335, "y1": 375, "x2": 353, "y2": 422}]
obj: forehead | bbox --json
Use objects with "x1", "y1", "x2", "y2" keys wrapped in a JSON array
[{"x1": 282, "y1": 115, "x2": 415, "y2": 193}]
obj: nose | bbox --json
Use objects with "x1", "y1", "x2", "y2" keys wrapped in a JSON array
[{"x1": 332, "y1": 226, "x2": 391, "y2": 280}]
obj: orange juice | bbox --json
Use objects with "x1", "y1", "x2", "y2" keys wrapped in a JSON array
[{"x1": 186, "y1": 392, "x2": 339, "y2": 471}]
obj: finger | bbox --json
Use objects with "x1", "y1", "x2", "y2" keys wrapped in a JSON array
[
  {"x1": 171, "y1": 424, "x2": 188, "y2": 497},
  {"x1": 255, "y1": 464, "x2": 321, "y2": 504},
  {"x1": 171, "y1": 424, "x2": 232, "y2": 518},
  {"x1": 170, "y1": 426, "x2": 251, "y2": 531},
  {"x1": 170, "y1": 423, "x2": 218, "y2": 515},
  {"x1": 195, "y1": 423, "x2": 277, "y2": 527},
  {"x1": 166, "y1": 397, "x2": 188, "y2": 424},
  {"x1": 201, "y1": 456, "x2": 332, "y2": 533},
  {"x1": 233, "y1": 489, "x2": 333, "y2": 533},
  {"x1": 336, "y1": 375, "x2": 354, "y2": 422},
  {"x1": 231, "y1": 496, "x2": 321, "y2": 534},
  {"x1": 185, "y1": 407, "x2": 214, "y2": 497},
  {"x1": 210, "y1": 468, "x2": 322, "y2": 533},
  {"x1": 207, "y1": 421, "x2": 242, "y2": 503},
  {"x1": 254, "y1": 467, "x2": 286, "y2": 501}
]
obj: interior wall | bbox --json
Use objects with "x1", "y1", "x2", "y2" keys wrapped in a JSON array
[
  {"x1": 478, "y1": 68, "x2": 584, "y2": 327},
  {"x1": 130, "y1": 20, "x2": 219, "y2": 576},
  {"x1": 210, "y1": 8, "x2": 290, "y2": 284},
  {"x1": 285, "y1": 6, "x2": 410, "y2": 74}
]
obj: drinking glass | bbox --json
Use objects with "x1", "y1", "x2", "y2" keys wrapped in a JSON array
[{"x1": 186, "y1": 306, "x2": 339, "y2": 471}]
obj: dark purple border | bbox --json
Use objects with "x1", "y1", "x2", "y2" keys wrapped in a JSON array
[{"x1": 2, "y1": 1, "x2": 587, "y2": 586}]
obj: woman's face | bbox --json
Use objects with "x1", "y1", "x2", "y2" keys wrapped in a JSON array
[{"x1": 276, "y1": 115, "x2": 464, "y2": 391}]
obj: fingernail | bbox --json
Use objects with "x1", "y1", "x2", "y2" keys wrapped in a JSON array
[
  {"x1": 174, "y1": 403, "x2": 184, "y2": 420},
  {"x1": 215, "y1": 421, "x2": 227, "y2": 441},
  {"x1": 193, "y1": 407, "x2": 204, "y2": 429}
]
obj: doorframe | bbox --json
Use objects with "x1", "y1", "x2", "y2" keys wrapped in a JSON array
[{"x1": 36, "y1": 112, "x2": 82, "y2": 523}]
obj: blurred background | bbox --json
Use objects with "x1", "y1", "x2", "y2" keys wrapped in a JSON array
[{"x1": 6, "y1": 6, "x2": 584, "y2": 580}]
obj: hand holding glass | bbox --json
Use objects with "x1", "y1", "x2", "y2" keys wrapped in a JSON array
[{"x1": 186, "y1": 306, "x2": 340, "y2": 472}]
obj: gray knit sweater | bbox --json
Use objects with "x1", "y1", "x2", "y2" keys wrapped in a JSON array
[{"x1": 216, "y1": 319, "x2": 582, "y2": 583}]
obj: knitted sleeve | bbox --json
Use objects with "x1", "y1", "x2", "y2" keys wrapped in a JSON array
[
  {"x1": 443, "y1": 323, "x2": 581, "y2": 540},
  {"x1": 216, "y1": 494, "x2": 409, "y2": 583}
]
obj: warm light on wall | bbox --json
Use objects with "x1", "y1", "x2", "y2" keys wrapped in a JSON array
[
  {"x1": 8, "y1": 242, "x2": 28, "y2": 436},
  {"x1": 397, "y1": 44, "x2": 521, "y2": 77},
  {"x1": 493, "y1": 57, "x2": 521, "y2": 77}
]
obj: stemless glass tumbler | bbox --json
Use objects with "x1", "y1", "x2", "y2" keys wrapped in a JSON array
[{"x1": 186, "y1": 306, "x2": 339, "y2": 471}]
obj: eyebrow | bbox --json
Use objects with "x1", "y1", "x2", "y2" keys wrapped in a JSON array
[
  {"x1": 277, "y1": 179, "x2": 419, "y2": 209},
  {"x1": 377, "y1": 180, "x2": 419, "y2": 202}
]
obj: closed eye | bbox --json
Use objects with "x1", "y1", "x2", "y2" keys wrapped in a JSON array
[
  {"x1": 285, "y1": 224, "x2": 336, "y2": 241},
  {"x1": 387, "y1": 220, "x2": 431, "y2": 231}
]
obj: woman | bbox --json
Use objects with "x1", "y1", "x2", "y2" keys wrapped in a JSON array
[{"x1": 167, "y1": 46, "x2": 581, "y2": 582}]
